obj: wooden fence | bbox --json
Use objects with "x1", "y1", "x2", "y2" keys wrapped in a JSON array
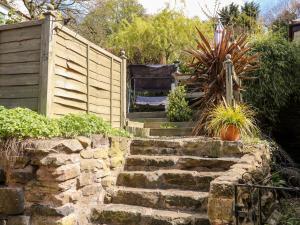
[{"x1": 0, "y1": 12, "x2": 127, "y2": 128}]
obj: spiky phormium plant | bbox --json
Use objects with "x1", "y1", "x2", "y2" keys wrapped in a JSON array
[{"x1": 185, "y1": 28, "x2": 259, "y2": 135}]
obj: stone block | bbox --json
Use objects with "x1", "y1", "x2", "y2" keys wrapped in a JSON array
[
  {"x1": 57, "y1": 213, "x2": 77, "y2": 225},
  {"x1": 110, "y1": 155, "x2": 124, "y2": 169},
  {"x1": 80, "y1": 159, "x2": 102, "y2": 172},
  {"x1": 7, "y1": 216, "x2": 30, "y2": 225},
  {"x1": 76, "y1": 136, "x2": 91, "y2": 148},
  {"x1": 78, "y1": 172, "x2": 93, "y2": 187},
  {"x1": 30, "y1": 204, "x2": 74, "y2": 217},
  {"x1": 13, "y1": 156, "x2": 31, "y2": 169},
  {"x1": 37, "y1": 154, "x2": 80, "y2": 167},
  {"x1": 10, "y1": 165, "x2": 35, "y2": 184},
  {"x1": 208, "y1": 197, "x2": 233, "y2": 224},
  {"x1": 101, "y1": 177, "x2": 115, "y2": 188},
  {"x1": 93, "y1": 148, "x2": 109, "y2": 159},
  {"x1": 0, "y1": 187, "x2": 24, "y2": 215},
  {"x1": 37, "y1": 164, "x2": 80, "y2": 182},
  {"x1": 81, "y1": 184, "x2": 101, "y2": 197},
  {"x1": 55, "y1": 164, "x2": 80, "y2": 182},
  {"x1": 80, "y1": 149, "x2": 94, "y2": 159},
  {"x1": 91, "y1": 135, "x2": 109, "y2": 148},
  {"x1": 53, "y1": 140, "x2": 83, "y2": 153}
]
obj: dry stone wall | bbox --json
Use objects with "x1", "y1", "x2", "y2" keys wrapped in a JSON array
[
  {"x1": 0, "y1": 135, "x2": 131, "y2": 225},
  {"x1": 208, "y1": 144, "x2": 271, "y2": 225}
]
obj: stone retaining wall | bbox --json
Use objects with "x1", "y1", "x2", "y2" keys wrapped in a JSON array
[
  {"x1": 208, "y1": 143, "x2": 271, "y2": 225},
  {"x1": 0, "y1": 135, "x2": 131, "y2": 225}
]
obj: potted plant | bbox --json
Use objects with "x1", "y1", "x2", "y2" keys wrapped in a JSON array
[{"x1": 206, "y1": 104, "x2": 258, "y2": 141}]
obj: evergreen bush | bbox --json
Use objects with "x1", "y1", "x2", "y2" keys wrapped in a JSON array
[{"x1": 166, "y1": 85, "x2": 192, "y2": 122}]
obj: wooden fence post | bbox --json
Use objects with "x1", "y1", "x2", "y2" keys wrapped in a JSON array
[
  {"x1": 224, "y1": 54, "x2": 234, "y2": 107},
  {"x1": 39, "y1": 11, "x2": 56, "y2": 116},
  {"x1": 120, "y1": 50, "x2": 127, "y2": 128}
]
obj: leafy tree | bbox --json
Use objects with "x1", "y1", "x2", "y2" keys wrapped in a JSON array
[
  {"x1": 218, "y1": 1, "x2": 261, "y2": 35},
  {"x1": 271, "y1": 2, "x2": 300, "y2": 38},
  {"x1": 77, "y1": 0, "x2": 145, "y2": 46},
  {"x1": 244, "y1": 33, "x2": 300, "y2": 133},
  {"x1": 219, "y1": 3, "x2": 240, "y2": 26},
  {"x1": 8, "y1": 0, "x2": 90, "y2": 19},
  {"x1": 241, "y1": 1, "x2": 260, "y2": 19},
  {"x1": 108, "y1": 9, "x2": 214, "y2": 64}
]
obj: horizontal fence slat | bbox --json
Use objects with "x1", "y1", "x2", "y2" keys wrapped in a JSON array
[
  {"x1": 0, "y1": 39, "x2": 41, "y2": 54},
  {"x1": 0, "y1": 98, "x2": 38, "y2": 110},
  {"x1": 55, "y1": 66, "x2": 87, "y2": 84},
  {"x1": 89, "y1": 49, "x2": 112, "y2": 69},
  {"x1": 54, "y1": 75, "x2": 87, "y2": 94},
  {"x1": 55, "y1": 57, "x2": 87, "y2": 76},
  {"x1": 0, "y1": 74, "x2": 39, "y2": 86},
  {"x1": 54, "y1": 87, "x2": 87, "y2": 102},
  {"x1": 56, "y1": 33, "x2": 87, "y2": 57},
  {"x1": 0, "y1": 85, "x2": 38, "y2": 98},
  {"x1": 89, "y1": 60, "x2": 111, "y2": 78},
  {"x1": 0, "y1": 50, "x2": 40, "y2": 64},
  {"x1": 55, "y1": 43, "x2": 87, "y2": 68},
  {"x1": 89, "y1": 70, "x2": 110, "y2": 84},
  {"x1": 52, "y1": 103, "x2": 86, "y2": 115},
  {"x1": 53, "y1": 96, "x2": 87, "y2": 111},
  {"x1": 89, "y1": 104, "x2": 110, "y2": 115},
  {"x1": 89, "y1": 87, "x2": 110, "y2": 99},
  {"x1": 0, "y1": 62, "x2": 40, "y2": 74},
  {"x1": 89, "y1": 96, "x2": 110, "y2": 107},
  {"x1": 0, "y1": 25, "x2": 41, "y2": 43},
  {"x1": 89, "y1": 77, "x2": 110, "y2": 91}
]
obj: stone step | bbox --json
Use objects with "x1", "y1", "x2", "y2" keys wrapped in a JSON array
[
  {"x1": 127, "y1": 111, "x2": 166, "y2": 119},
  {"x1": 144, "y1": 121, "x2": 194, "y2": 129},
  {"x1": 117, "y1": 170, "x2": 223, "y2": 192},
  {"x1": 131, "y1": 137, "x2": 243, "y2": 158},
  {"x1": 92, "y1": 204, "x2": 210, "y2": 225},
  {"x1": 150, "y1": 127, "x2": 193, "y2": 137},
  {"x1": 108, "y1": 187, "x2": 208, "y2": 213},
  {"x1": 134, "y1": 117, "x2": 168, "y2": 123},
  {"x1": 125, "y1": 155, "x2": 239, "y2": 172}
]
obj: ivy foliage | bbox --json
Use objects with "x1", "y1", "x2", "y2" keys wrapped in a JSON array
[
  {"x1": 244, "y1": 34, "x2": 300, "y2": 133},
  {"x1": 0, "y1": 107, "x2": 130, "y2": 139},
  {"x1": 166, "y1": 86, "x2": 192, "y2": 122}
]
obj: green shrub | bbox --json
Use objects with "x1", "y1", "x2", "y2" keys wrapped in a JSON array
[
  {"x1": 57, "y1": 114, "x2": 112, "y2": 138},
  {"x1": 244, "y1": 33, "x2": 300, "y2": 133},
  {"x1": 166, "y1": 86, "x2": 192, "y2": 122},
  {"x1": 206, "y1": 104, "x2": 259, "y2": 138},
  {"x1": 57, "y1": 114, "x2": 130, "y2": 138},
  {"x1": 0, "y1": 106, "x2": 130, "y2": 139},
  {"x1": 0, "y1": 108, "x2": 60, "y2": 139}
]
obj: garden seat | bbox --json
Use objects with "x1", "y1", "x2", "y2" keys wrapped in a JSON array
[{"x1": 128, "y1": 64, "x2": 177, "y2": 111}]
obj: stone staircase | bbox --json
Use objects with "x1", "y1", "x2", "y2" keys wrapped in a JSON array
[
  {"x1": 127, "y1": 112, "x2": 194, "y2": 137},
  {"x1": 92, "y1": 138, "x2": 241, "y2": 225}
]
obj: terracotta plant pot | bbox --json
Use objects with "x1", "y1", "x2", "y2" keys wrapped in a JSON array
[{"x1": 220, "y1": 125, "x2": 240, "y2": 141}]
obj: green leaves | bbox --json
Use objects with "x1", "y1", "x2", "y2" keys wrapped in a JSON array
[
  {"x1": 0, "y1": 107, "x2": 130, "y2": 139},
  {"x1": 108, "y1": 9, "x2": 214, "y2": 64},
  {"x1": 166, "y1": 86, "x2": 192, "y2": 122},
  {"x1": 206, "y1": 104, "x2": 259, "y2": 138},
  {"x1": 244, "y1": 34, "x2": 300, "y2": 132},
  {"x1": 0, "y1": 108, "x2": 60, "y2": 139}
]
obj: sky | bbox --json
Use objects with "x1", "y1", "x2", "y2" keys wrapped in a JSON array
[{"x1": 138, "y1": 0, "x2": 282, "y2": 20}]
